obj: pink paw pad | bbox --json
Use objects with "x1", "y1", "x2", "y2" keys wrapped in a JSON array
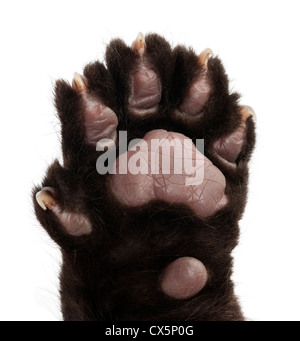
[
  {"x1": 179, "y1": 75, "x2": 211, "y2": 116},
  {"x1": 177, "y1": 48, "x2": 213, "y2": 116},
  {"x1": 73, "y1": 73, "x2": 118, "y2": 144},
  {"x1": 128, "y1": 63, "x2": 161, "y2": 116},
  {"x1": 110, "y1": 129, "x2": 228, "y2": 218},
  {"x1": 128, "y1": 34, "x2": 162, "y2": 116}
]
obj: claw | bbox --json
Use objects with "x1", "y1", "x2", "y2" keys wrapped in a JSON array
[
  {"x1": 132, "y1": 32, "x2": 146, "y2": 54},
  {"x1": 240, "y1": 105, "x2": 256, "y2": 122},
  {"x1": 36, "y1": 187, "x2": 58, "y2": 211},
  {"x1": 72, "y1": 72, "x2": 87, "y2": 93},
  {"x1": 198, "y1": 48, "x2": 213, "y2": 68}
]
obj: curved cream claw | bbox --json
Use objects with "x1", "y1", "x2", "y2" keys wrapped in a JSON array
[
  {"x1": 198, "y1": 48, "x2": 213, "y2": 68},
  {"x1": 35, "y1": 187, "x2": 58, "y2": 211},
  {"x1": 72, "y1": 72, "x2": 87, "y2": 93},
  {"x1": 35, "y1": 187, "x2": 92, "y2": 236},
  {"x1": 240, "y1": 105, "x2": 257, "y2": 122},
  {"x1": 132, "y1": 32, "x2": 146, "y2": 54}
]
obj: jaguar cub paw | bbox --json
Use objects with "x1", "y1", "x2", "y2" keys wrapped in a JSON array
[{"x1": 33, "y1": 33, "x2": 255, "y2": 321}]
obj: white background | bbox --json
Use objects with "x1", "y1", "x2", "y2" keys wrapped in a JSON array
[{"x1": 1, "y1": 0, "x2": 299, "y2": 321}]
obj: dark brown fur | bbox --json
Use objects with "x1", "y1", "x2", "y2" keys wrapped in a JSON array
[{"x1": 33, "y1": 33, "x2": 255, "y2": 321}]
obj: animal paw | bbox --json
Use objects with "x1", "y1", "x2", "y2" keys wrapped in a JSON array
[{"x1": 33, "y1": 33, "x2": 255, "y2": 321}]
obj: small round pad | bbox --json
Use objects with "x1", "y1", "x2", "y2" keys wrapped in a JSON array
[{"x1": 160, "y1": 257, "x2": 208, "y2": 299}]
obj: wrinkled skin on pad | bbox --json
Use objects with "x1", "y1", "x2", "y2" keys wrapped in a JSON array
[
  {"x1": 110, "y1": 129, "x2": 228, "y2": 218},
  {"x1": 214, "y1": 124, "x2": 246, "y2": 163},
  {"x1": 179, "y1": 75, "x2": 211, "y2": 116},
  {"x1": 128, "y1": 63, "x2": 161, "y2": 115},
  {"x1": 81, "y1": 92, "x2": 118, "y2": 144}
]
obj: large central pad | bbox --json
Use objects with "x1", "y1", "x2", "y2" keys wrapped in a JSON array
[{"x1": 110, "y1": 129, "x2": 228, "y2": 217}]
